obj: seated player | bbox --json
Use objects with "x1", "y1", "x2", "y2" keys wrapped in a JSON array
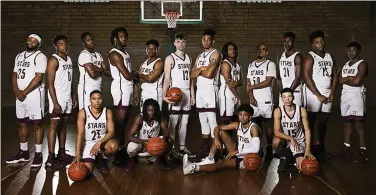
[
  {"x1": 183, "y1": 104, "x2": 261, "y2": 175},
  {"x1": 72, "y1": 90, "x2": 118, "y2": 173},
  {"x1": 273, "y1": 88, "x2": 316, "y2": 172},
  {"x1": 125, "y1": 98, "x2": 174, "y2": 171}
]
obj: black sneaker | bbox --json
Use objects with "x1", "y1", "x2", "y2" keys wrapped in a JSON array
[
  {"x1": 332, "y1": 145, "x2": 351, "y2": 157},
  {"x1": 45, "y1": 153, "x2": 64, "y2": 170},
  {"x1": 355, "y1": 148, "x2": 369, "y2": 163},
  {"x1": 57, "y1": 149, "x2": 74, "y2": 165},
  {"x1": 6, "y1": 150, "x2": 30, "y2": 164},
  {"x1": 31, "y1": 152, "x2": 43, "y2": 168},
  {"x1": 96, "y1": 155, "x2": 110, "y2": 173},
  {"x1": 113, "y1": 147, "x2": 129, "y2": 166}
]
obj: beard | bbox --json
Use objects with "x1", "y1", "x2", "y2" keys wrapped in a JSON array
[{"x1": 26, "y1": 44, "x2": 38, "y2": 51}]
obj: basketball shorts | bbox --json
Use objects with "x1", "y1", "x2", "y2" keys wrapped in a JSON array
[
  {"x1": 219, "y1": 87, "x2": 238, "y2": 118},
  {"x1": 251, "y1": 104, "x2": 273, "y2": 119},
  {"x1": 278, "y1": 90, "x2": 303, "y2": 106},
  {"x1": 127, "y1": 136, "x2": 163, "y2": 157},
  {"x1": 341, "y1": 91, "x2": 366, "y2": 121},
  {"x1": 140, "y1": 88, "x2": 163, "y2": 111},
  {"x1": 48, "y1": 94, "x2": 72, "y2": 119},
  {"x1": 111, "y1": 82, "x2": 133, "y2": 108},
  {"x1": 169, "y1": 88, "x2": 191, "y2": 114},
  {"x1": 196, "y1": 86, "x2": 218, "y2": 111},
  {"x1": 78, "y1": 84, "x2": 101, "y2": 110},
  {"x1": 16, "y1": 88, "x2": 45, "y2": 124},
  {"x1": 303, "y1": 85, "x2": 332, "y2": 113},
  {"x1": 285, "y1": 139, "x2": 305, "y2": 158}
]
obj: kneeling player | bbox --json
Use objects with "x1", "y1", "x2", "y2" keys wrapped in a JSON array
[
  {"x1": 125, "y1": 98, "x2": 174, "y2": 171},
  {"x1": 183, "y1": 104, "x2": 261, "y2": 175},
  {"x1": 73, "y1": 90, "x2": 118, "y2": 173},
  {"x1": 273, "y1": 88, "x2": 315, "y2": 172}
]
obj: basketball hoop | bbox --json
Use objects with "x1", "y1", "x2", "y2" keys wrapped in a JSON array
[{"x1": 165, "y1": 12, "x2": 181, "y2": 29}]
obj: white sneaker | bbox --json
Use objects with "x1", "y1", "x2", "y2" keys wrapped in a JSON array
[
  {"x1": 147, "y1": 156, "x2": 157, "y2": 163},
  {"x1": 138, "y1": 152, "x2": 151, "y2": 157},
  {"x1": 196, "y1": 156, "x2": 215, "y2": 166},
  {"x1": 183, "y1": 154, "x2": 195, "y2": 175}
]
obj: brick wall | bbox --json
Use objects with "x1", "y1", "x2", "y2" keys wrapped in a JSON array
[{"x1": 2, "y1": 1, "x2": 375, "y2": 107}]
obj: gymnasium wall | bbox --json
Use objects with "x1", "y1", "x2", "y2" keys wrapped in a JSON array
[{"x1": 2, "y1": 1, "x2": 375, "y2": 107}]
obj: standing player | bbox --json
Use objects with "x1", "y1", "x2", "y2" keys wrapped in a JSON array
[
  {"x1": 219, "y1": 42, "x2": 242, "y2": 124},
  {"x1": 303, "y1": 30, "x2": 338, "y2": 158},
  {"x1": 125, "y1": 99, "x2": 174, "y2": 171},
  {"x1": 183, "y1": 104, "x2": 260, "y2": 175},
  {"x1": 333, "y1": 42, "x2": 368, "y2": 163},
  {"x1": 273, "y1": 88, "x2": 315, "y2": 172},
  {"x1": 191, "y1": 29, "x2": 222, "y2": 160},
  {"x1": 135, "y1": 39, "x2": 164, "y2": 110},
  {"x1": 6, "y1": 33, "x2": 47, "y2": 168},
  {"x1": 278, "y1": 32, "x2": 303, "y2": 106},
  {"x1": 246, "y1": 43, "x2": 277, "y2": 161},
  {"x1": 46, "y1": 35, "x2": 76, "y2": 169},
  {"x1": 162, "y1": 33, "x2": 195, "y2": 156},
  {"x1": 73, "y1": 90, "x2": 118, "y2": 173},
  {"x1": 77, "y1": 32, "x2": 105, "y2": 110}
]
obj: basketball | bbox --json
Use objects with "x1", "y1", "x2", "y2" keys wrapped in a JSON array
[
  {"x1": 146, "y1": 137, "x2": 166, "y2": 156},
  {"x1": 243, "y1": 153, "x2": 261, "y2": 171},
  {"x1": 68, "y1": 162, "x2": 89, "y2": 182},
  {"x1": 167, "y1": 87, "x2": 183, "y2": 103},
  {"x1": 301, "y1": 158, "x2": 319, "y2": 176}
]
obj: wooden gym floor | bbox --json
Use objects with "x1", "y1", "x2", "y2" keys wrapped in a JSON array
[{"x1": 1, "y1": 105, "x2": 375, "y2": 195}]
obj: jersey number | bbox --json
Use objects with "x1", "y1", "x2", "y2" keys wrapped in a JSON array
[
  {"x1": 68, "y1": 71, "x2": 72, "y2": 81},
  {"x1": 17, "y1": 69, "x2": 26, "y2": 79},
  {"x1": 183, "y1": 70, "x2": 189, "y2": 80},
  {"x1": 322, "y1": 67, "x2": 330, "y2": 77},
  {"x1": 287, "y1": 129, "x2": 297, "y2": 137},
  {"x1": 283, "y1": 67, "x2": 290, "y2": 77},
  {"x1": 252, "y1": 77, "x2": 261, "y2": 85},
  {"x1": 91, "y1": 130, "x2": 102, "y2": 140}
]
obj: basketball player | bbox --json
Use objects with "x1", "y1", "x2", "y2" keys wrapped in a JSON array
[
  {"x1": 77, "y1": 32, "x2": 105, "y2": 110},
  {"x1": 273, "y1": 88, "x2": 316, "y2": 172},
  {"x1": 191, "y1": 29, "x2": 222, "y2": 160},
  {"x1": 333, "y1": 42, "x2": 368, "y2": 163},
  {"x1": 183, "y1": 104, "x2": 261, "y2": 175},
  {"x1": 46, "y1": 35, "x2": 76, "y2": 169},
  {"x1": 246, "y1": 43, "x2": 277, "y2": 161},
  {"x1": 134, "y1": 39, "x2": 164, "y2": 110},
  {"x1": 108, "y1": 27, "x2": 138, "y2": 165},
  {"x1": 6, "y1": 33, "x2": 47, "y2": 168},
  {"x1": 125, "y1": 98, "x2": 174, "y2": 171},
  {"x1": 162, "y1": 33, "x2": 194, "y2": 156},
  {"x1": 73, "y1": 90, "x2": 118, "y2": 173},
  {"x1": 303, "y1": 30, "x2": 338, "y2": 158},
  {"x1": 278, "y1": 32, "x2": 303, "y2": 106},
  {"x1": 219, "y1": 42, "x2": 242, "y2": 124}
]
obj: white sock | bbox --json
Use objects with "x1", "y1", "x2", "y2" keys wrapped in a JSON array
[
  {"x1": 20, "y1": 142, "x2": 28, "y2": 151},
  {"x1": 199, "y1": 112, "x2": 210, "y2": 135},
  {"x1": 179, "y1": 114, "x2": 189, "y2": 147},
  {"x1": 194, "y1": 164, "x2": 200, "y2": 172},
  {"x1": 207, "y1": 112, "x2": 218, "y2": 138},
  {"x1": 344, "y1": 143, "x2": 350, "y2": 147},
  {"x1": 35, "y1": 144, "x2": 42, "y2": 153},
  {"x1": 168, "y1": 114, "x2": 180, "y2": 142}
]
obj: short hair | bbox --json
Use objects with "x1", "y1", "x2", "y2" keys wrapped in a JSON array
[
  {"x1": 202, "y1": 28, "x2": 216, "y2": 38},
  {"x1": 174, "y1": 33, "x2": 187, "y2": 40},
  {"x1": 110, "y1": 27, "x2": 128, "y2": 45},
  {"x1": 90, "y1": 90, "x2": 103, "y2": 97},
  {"x1": 237, "y1": 104, "x2": 254, "y2": 116},
  {"x1": 256, "y1": 43, "x2": 267, "y2": 51},
  {"x1": 284, "y1": 32, "x2": 296, "y2": 40},
  {"x1": 221, "y1": 42, "x2": 238, "y2": 60},
  {"x1": 280, "y1": 88, "x2": 294, "y2": 96},
  {"x1": 347, "y1": 41, "x2": 361, "y2": 51},
  {"x1": 52, "y1": 35, "x2": 67, "y2": 45},
  {"x1": 309, "y1": 30, "x2": 325, "y2": 43},
  {"x1": 81, "y1": 32, "x2": 92, "y2": 42},
  {"x1": 142, "y1": 98, "x2": 161, "y2": 122},
  {"x1": 146, "y1": 39, "x2": 160, "y2": 48}
]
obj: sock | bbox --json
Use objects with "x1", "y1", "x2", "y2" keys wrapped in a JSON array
[
  {"x1": 194, "y1": 164, "x2": 200, "y2": 172},
  {"x1": 199, "y1": 112, "x2": 210, "y2": 135},
  {"x1": 180, "y1": 145, "x2": 186, "y2": 150},
  {"x1": 20, "y1": 142, "x2": 28, "y2": 151},
  {"x1": 35, "y1": 144, "x2": 42, "y2": 153},
  {"x1": 208, "y1": 153, "x2": 214, "y2": 160},
  {"x1": 179, "y1": 114, "x2": 189, "y2": 147},
  {"x1": 344, "y1": 143, "x2": 350, "y2": 147},
  {"x1": 360, "y1": 147, "x2": 366, "y2": 150}
]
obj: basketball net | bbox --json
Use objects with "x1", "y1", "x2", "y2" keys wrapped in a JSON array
[{"x1": 165, "y1": 12, "x2": 181, "y2": 29}]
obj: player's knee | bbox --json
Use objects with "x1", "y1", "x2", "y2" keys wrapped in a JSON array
[
  {"x1": 272, "y1": 137, "x2": 282, "y2": 149},
  {"x1": 127, "y1": 142, "x2": 141, "y2": 157},
  {"x1": 106, "y1": 141, "x2": 118, "y2": 155}
]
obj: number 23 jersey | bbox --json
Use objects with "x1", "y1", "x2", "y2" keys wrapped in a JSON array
[{"x1": 84, "y1": 106, "x2": 107, "y2": 144}]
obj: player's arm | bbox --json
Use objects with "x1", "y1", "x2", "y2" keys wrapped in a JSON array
[
  {"x1": 127, "y1": 114, "x2": 146, "y2": 144},
  {"x1": 214, "y1": 122, "x2": 239, "y2": 141},
  {"x1": 301, "y1": 107, "x2": 312, "y2": 154},
  {"x1": 236, "y1": 67, "x2": 244, "y2": 87},
  {"x1": 273, "y1": 108, "x2": 294, "y2": 141},
  {"x1": 276, "y1": 55, "x2": 283, "y2": 91},
  {"x1": 342, "y1": 61, "x2": 368, "y2": 86},
  {"x1": 329, "y1": 54, "x2": 338, "y2": 97},
  {"x1": 249, "y1": 62, "x2": 276, "y2": 90},
  {"x1": 246, "y1": 67, "x2": 257, "y2": 106},
  {"x1": 109, "y1": 51, "x2": 135, "y2": 81},
  {"x1": 79, "y1": 52, "x2": 100, "y2": 79},
  {"x1": 199, "y1": 51, "x2": 221, "y2": 79},
  {"x1": 139, "y1": 59, "x2": 164, "y2": 83},
  {"x1": 47, "y1": 56, "x2": 60, "y2": 107},
  {"x1": 239, "y1": 125, "x2": 261, "y2": 155},
  {"x1": 74, "y1": 109, "x2": 86, "y2": 161},
  {"x1": 160, "y1": 119, "x2": 170, "y2": 141},
  {"x1": 190, "y1": 56, "x2": 202, "y2": 79},
  {"x1": 100, "y1": 109, "x2": 115, "y2": 144},
  {"x1": 23, "y1": 54, "x2": 47, "y2": 96},
  {"x1": 290, "y1": 53, "x2": 303, "y2": 91},
  {"x1": 99, "y1": 60, "x2": 111, "y2": 77},
  {"x1": 303, "y1": 54, "x2": 321, "y2": 96},
  {"x1": 221, "y1": 62, "x2": 241, "y2": 99},
  {"x1": 162, "y1": 56, "x2": 173, "y2": 104}
]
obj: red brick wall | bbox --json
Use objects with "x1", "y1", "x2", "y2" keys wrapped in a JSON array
[{"x1": 2, "y1": 1, "x2": 375, "y2": 107}]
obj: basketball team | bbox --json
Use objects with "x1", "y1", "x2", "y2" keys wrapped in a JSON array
[{"x1": 8, "y1": 27, "x2": 368, "y2": 177}]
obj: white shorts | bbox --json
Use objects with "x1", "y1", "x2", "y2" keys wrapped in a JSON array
[
  {"x1": 78, "y1": 84, "x2": 101, "y2": 110},
  {"x1": 219, "y1": 88, "x2": 237, "y2": 117},
  {"x1": 303, "y1": 85, "x2": 332, "y2": 113},
  {"x1": 286, "y1": 139, "x2": 306, "y2": 157},
  {"x1": 196, "y1": 86, "x2": 218, "y2": 110},
  {"x1": 251, "y1": 104, "x2": 273, "y2": 119},
  {"x1": 16, "y1": 88, "x2": 45, "y2": 123},
  {"x1": 48, "y1": 94, "x2": 72, "y2": 119},
  {"x1": 111, "y1": 82, "x2": 133, "y2": 107},
  {"x1": 127, "y1": 136, "x2": 163, "y2": 157},
  {"x1": 341, "y1": 92, "x2": 366, "y2": 119},
  {"x1": 82, "y1": 141, "x2": 100, "y2": 161},
  {"x1": 140, "y1": 88, "x2": 163, "y2": 111},
  {"x1": 169, "y1": 88, "x2": 191, "y2": 114},
  {"x1": 278, "y1": 90, "x2": 303, "y2": 106}
]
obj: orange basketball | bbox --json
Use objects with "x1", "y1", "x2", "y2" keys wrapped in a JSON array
[
  {"x1": 243, "y1": 153, "x2": 261, "y2": 171},
  {"x1": 301, "y1": 158, "x2": 319, "y2": 176},
  {"x1": 68, "y1": 162, "x2": 89, "y2": 182},
  {"x1": 146, "y1": 137, "x2": 166, "y2": 156},
  {"x1": 167, "y1": 87, "x2": 183, "y2": 103}
]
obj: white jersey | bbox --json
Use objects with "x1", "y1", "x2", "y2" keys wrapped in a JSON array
[
  {"x1": 49, "y1": 54, "x2": 72, "y2": 101},
  {"x1": 13, "y1": 50, "x2": 47, "y2": 91},
  {"x1": 237, "y1": 122, "x2": 259, "y2": 158},
  {"x1": 279, "y1": 51, "x2": 302, "y2": 91},
  {"x1": 196, "y1": 49, "x2": 220, "y2": 87},
  {"x1": 84, "y1": 106, "x2": 107, "y2": 143},
  {"x1": 170, "y1": 53, "x2": 192, "y2": 89},
  {"x1": 247, "y1": 60, "x2": 276, "y2": 105},
  {"x1": 308, "y1": 51, "x2": 334, "y2": 89},
  {"x1": 109, "y1": 48, "x2": 133, "y2": 87},
  {"x1": 280, "y1": 105, "x2": 305, "y2": 143},
  {"x1": 341, "y1": 60, "x2": 366, "y2": 93},
  {"x1": 78, "y1": 50, "x2": 103, "y2": 88},
  {"x1": 220, "y1": 59, "x2": 242, "y2": 98},
  {"x1": 139, "y1": 115, "x2": 160, "y2": 140},
  {"x1": 140, "y1": 58, "x2": 164, "y2": 91}
]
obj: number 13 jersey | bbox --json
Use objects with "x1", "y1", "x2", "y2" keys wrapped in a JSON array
[{"x1": 170, "y1": 52, "x2": 192, "y2": 89}]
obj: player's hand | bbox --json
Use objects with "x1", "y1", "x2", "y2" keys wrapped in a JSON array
[
  {"x1": 290, "y1": 138, "x2": 299, "y2": 152},
  {"x1": 214, "y1": 139, "x2": 221, "y2": 149},
  {"x1": 53, "y1": 104, "x2": 62, "y2": 115},
  {"x1": 133, "y1": 94, "x2": 140, "y2": 106},
  {"x1": 249, "y1": 96, "x2": 257, "y2": 107},
  {"x1": 163, "y1": 96, "x2": 176, "y2": 105},
  {"x1": 190, "y1": 96, "x2": 196, "y2": 106},
  {"x1": 90, "y1": 141, "x2": 101, "y2": 156},
  {"x1": 228, "y1": 79, "x2": 237, "y2": 88},
  {"x1": 16, "y1": 90, "x2": 27, "y2": 102},
  {"x1": 327, "y1": 92, "x2": 334, "y2": 102},
  {"x1": 72, "y1": 96, "x2": 78, "y2": 109},
  {"x1": 316, "y1": 94, "x2": 327, "y2": 103},
  {"x1": 73, "y1": 156, "x2": 82, "y2": 163},
  {"x1": 304, "y1": 150, "x2": 316, "y2": 160},
  {"x1": 236, "y1": 98, "x2": 242, "y2": 105},
  {"x1": 225, "y1": 150, "x2": 238, "y2": 160}
]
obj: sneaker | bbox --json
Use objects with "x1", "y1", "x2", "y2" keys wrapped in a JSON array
[
  {"x1": 183, "y1": 154, "x2": 196, "y2": 175},
  {"x1": 57, "y1": 149, "x2": 74, "y2": 165},
  {"x1": 179, "y1": 146, "x2": 192, "y2": 156},
  {"x1": 31, "y1": 152, "x2": 43, "y2": 168},
  {"x1": 332, "y1": 145, "x2": 351, "y2": 157},
  {"x1": 96, "y1": 155, "x2": 110, "y2": 173},
  {"x1": 45, "y1": 153, "x2": 64, "y2": 170},
  {"x1": 278, "y1": 157, "x2": 290, "y2": 172},
  {"x1": 124, "y1": 158, "x2": 137, "y2": 172},
  {"x1": 6, "y1": 150, "x2": 30, "y2": 164},
  {"x1": 147, "y1": 156, "x2": 157, "y2": 164},
  {"x1": 192, "y1": 145, "x2": 210, "y2": 162},
  {"x1": 113, "y1": 147, "x2": 129, "y2": 166},
  {"x1": 196, "y1": 156, "x2": 215, "y2": 166},
  {"x1": 139, "y1": 152, "x2": 152, "y2": 157},
  {"x1": 355, "y1": 148, "x2": 369, "y2": 163}
]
